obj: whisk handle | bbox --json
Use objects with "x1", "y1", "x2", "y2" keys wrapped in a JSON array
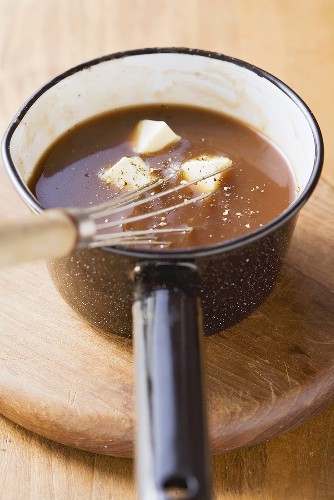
[
  {"x1": 133, "y1": 262, "x2": 212, "y2": 500},
  {"x1": 0, "y1": 209, "x2": 78, "y2": 267}
]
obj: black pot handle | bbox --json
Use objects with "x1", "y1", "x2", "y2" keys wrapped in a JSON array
[{"x1": 132, "y1": 261, "x2": 212, "y2": 500}]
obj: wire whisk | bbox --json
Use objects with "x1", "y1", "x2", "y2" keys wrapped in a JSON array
[{"x1": 0, "y1": 165, "x2": 230, "y2": 267}]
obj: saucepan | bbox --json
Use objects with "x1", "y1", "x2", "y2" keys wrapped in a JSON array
[{"x1": 1, "y1": 48, "x2": 323, "y2": 499}]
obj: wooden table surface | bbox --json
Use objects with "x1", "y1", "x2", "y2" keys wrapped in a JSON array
[{"x1": 0, "y1": 0, "x2": 333, "y2": 498}]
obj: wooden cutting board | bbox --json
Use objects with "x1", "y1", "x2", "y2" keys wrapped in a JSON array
[{"x1": 0, "y1": 179, "x2": 333, "y2": 458}]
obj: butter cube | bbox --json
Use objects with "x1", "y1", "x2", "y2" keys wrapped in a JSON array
[
  {"x1": 181, "y1": 155, "x2": 232, "y2": 193},
  {"x1": 132, "y1": 120, "x2": 181, "y2": 154},
  {"x1": 98, "y1": 156, "x2": 154, "y2": 190}
]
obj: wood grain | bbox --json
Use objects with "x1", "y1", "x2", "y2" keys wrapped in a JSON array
[
  {"x1": 1, "y1": 0, "x2": 334, "y2": 498},
  {"x1": 0, "y1": 403, "x2": 334, "y2": 500}
]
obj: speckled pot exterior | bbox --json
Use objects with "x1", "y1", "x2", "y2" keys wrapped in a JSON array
[{"x1": 48, "y1": 214, "x2": 297, "y2": 337}]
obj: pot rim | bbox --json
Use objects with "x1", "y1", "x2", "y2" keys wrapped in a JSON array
[{"x1": 1, "y1": 47, "x2": 324, "y2": 259}]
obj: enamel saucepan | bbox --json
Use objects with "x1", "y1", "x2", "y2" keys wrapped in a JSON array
[{"x1": 1, "y1": 48, "x2": 323, "y2": 500}]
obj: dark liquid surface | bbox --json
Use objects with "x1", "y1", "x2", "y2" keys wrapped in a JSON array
[{"x1": 30, "y1": 105, "x2": 296, "y2": 249}]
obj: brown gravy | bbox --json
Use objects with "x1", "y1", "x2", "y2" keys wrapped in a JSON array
[{"x1": 30, "y1": 105, "x2": 296, "y2": 249}]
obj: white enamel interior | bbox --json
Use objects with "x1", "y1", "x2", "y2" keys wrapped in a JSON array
[{"x1": 10, "y1": 52, "x2": 315, "y2": 198}]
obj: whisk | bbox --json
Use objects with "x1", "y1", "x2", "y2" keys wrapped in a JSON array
[{"x1": 0, "y1": 166, "x2": 229, "y2": 267}]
